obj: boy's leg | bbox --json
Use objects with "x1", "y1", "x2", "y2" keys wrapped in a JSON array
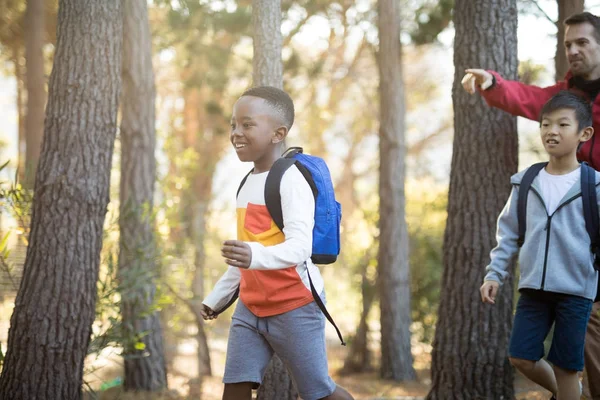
[
  {"x1": 508, "y1": 357, "x2": 557, "y2": 395},
  {"x1": 222, "y1": 301, "x2": 273, "y2": 399},
  {"x1": 583, "y1": 302, "x2": 600, "y2": 399},
  {"x1": 262, "y1": 294, "x2": 353, "y2": 400},
  {"x1": 223, "y1": 382, "x2": 254, "y2": 400},
  {"x1": 547, "y1": 293, "x2": 593, "y2": 400},
  {"x1": 321, "y1": 385, "x2": 354, "y2": 400},
  {"x1": 552, "y1": 365, "x2": 580, "y2": 400},
  {"x1": 508, "y1": 290, "x2": 556, "y2": 395}
]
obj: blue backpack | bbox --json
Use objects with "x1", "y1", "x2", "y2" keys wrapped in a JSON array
[
  {"x1": 517, "y1": 162, "x2": 600, "y2": 302},
  {"x1": 216, "y1": 147, "x2": 345, "y2": 344}
]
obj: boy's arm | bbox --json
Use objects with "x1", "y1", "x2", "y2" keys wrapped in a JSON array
[
  {"x1": 484, "y1": 185, "x2": 520, "y2": 285},
  {"x1": 202, "y1": 266, "x2": 241, "y2": 311},
  {"x1": 246, "y1": 166, "x2": 314, "y2": 270}
]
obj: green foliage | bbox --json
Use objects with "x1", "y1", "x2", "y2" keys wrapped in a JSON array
[
  {"x1": 407, "y1": 185, "x2": 447, "y2": 343},
  {"x1": 409, "y1": 0, "x2": 454, "y2": 45}
]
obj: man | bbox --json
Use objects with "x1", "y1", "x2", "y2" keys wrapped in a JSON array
[{"x1": 462, "y1": 12, "x2": 600, "y2": 399}]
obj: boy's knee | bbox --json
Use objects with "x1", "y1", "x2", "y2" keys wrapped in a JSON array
[
  {"x1": 552, "y1": 364, "x2": 578, "y2": 377},
  {"x1": 509, "y1": 357, "x2": 536, "y2": 372}
]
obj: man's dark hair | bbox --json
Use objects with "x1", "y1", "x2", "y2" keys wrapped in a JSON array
[
  {"x1": 241, "y1": 86, "x2": 295, "y2": 130},
  {"x1": 565, "y1": 12, "x2": 600, "y2": 44},
  {"x1": 540, "y1": 90, "x2": 592, "y2": 130}
]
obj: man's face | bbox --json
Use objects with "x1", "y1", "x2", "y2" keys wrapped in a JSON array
[
  {"x1": 565, "y1": 22, "x2": 600, "y2": 80},
  {"x1": 540, "y1": 108, "x2": 588, "y2": 158}
]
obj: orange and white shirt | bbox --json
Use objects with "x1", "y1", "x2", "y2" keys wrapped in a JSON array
[{"x1": 202, "y1": 165, "x2": 325, "y2": 317}]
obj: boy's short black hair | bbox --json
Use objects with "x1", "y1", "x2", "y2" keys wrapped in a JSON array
[
  {"x1": 565, "y1": 12, "x2": 600, "y2": 44},
  {"x1": 241, "y1": 86, "x2": 295, "y2": 130},
  {"x1": 539, "y1": 90, "x2": 592, "y2": 131}
]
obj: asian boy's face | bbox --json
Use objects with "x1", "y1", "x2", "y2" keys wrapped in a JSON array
[
  {"x1": 540, "y1": 108, "x2": 593, "y2": 158},
  {"x1": 230, "y1": 96, "x2": 287, "y2": 166}
]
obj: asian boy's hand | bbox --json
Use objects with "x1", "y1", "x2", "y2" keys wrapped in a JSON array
[
  {"x1": 222, "y1": 240, "x2": 252, "y2": 269},
  {"x1": 200, "y1": 304, "x2": 218, "y2": 320},
  {"x1": 462, "y1": 69, "x2": 494, "y2": 94},
  {"x1": 480, "y1": 280, "x2": 500, "y2": 304}
]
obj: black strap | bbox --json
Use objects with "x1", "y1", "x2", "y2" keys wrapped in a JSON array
[
  {"x1": 517, "y1": 162, "x2": 548, "y2": 247},
  {"x1": 306, "y1": 265, "x2": 346, "y2": 345},
  {"x1": 264, "y1": 158, "x2": 297, "y2": 231},
  {"x1": 237, "y1": 169, "x2": 254, "y2": 197},
  {"x1": 581, "y1": 163, "x2": 600, "y2": 272}
]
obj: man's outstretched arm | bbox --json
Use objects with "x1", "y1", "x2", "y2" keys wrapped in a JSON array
[{"x1": 462, "y1": 68, "x2": 565, "y2": 122}]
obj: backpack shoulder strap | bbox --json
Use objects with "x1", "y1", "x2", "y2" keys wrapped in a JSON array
[
  {"x1": 237, "y1": 169, "x2": 254, "y2": 198},
  {"x1": 265, "y1": 158, "x2": 297, "y2": 231},
  {"x1": 581, "y1": 162, "x2": 600, "y2": 272},
  {"x1": 517, "y1": 162, "x2": 547, "y2": 247}
]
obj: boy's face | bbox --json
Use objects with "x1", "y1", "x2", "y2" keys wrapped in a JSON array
[
  {"x1": 230, "y1": 96, "x2": 286, "y2": 164},
  {"x1": 540, "y1": 108, "x2": 593, "y2": 158}
]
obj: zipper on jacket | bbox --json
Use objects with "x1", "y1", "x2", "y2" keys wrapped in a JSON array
[
  {"x1": 527, "y1": 185, "x2": 584, "y2": 290},
  {"x1": 538, "y1": 192, "x2": 583, "y2": 290},
  {"x1": 540, "y1": 215, "x2": 552, "y2": 290}
]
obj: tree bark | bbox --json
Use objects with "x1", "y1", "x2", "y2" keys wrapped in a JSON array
[
  {"x1": 427, "y1": 0, "x2": 518, "y2": 398},
  {"x1": 119, "y1": 0, "x2": 167, "y2": 391},
  {"x1": 13, "y1": 46, "x2": 27, "y2": 186},
  {"x1": 24, "y1": 0, "x2": 47, "y2": 188},
  {"x1": 252, "y1": 0, "x2": 283, "y2": 89},
  {"x1": 256, "y1": 356, "x2": 299, "y2": 400},
  {"x1": 0, "y1": 1, "x2": 123, "y2": 399},
  {"x1": 377, "y1": 0, "x2": 416, "y2": 382},
  {"x1": 555, "y1": 0, "x2": 584, "y2": 81},
  {"x1": 251, "y1": 0, "x2": 294, "y2": 397},
  {"x1": 342, "y1": 263, "x2": 376, "y2": 374}
]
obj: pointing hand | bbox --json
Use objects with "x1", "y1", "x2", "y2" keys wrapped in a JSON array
[{"x1": 462, "y1": 69, "x2": 494, "y2": 94}]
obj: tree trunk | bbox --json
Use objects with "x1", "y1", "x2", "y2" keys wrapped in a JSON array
[
  {"x1": 377, "y1": 0, "x2": 416, "y2": 382},
  {"x1": 427, "y1": 0, "x2": 518, "y2": 398},
  {"x1": 555, "y1": 0, "x2": 584, "y2": 81},
  {"x1": 251, "y1": 0, "x2": 293, "y2": 397},
  {"x1": 24, "y1": 0, "x2": 47, "y2": 188},
  {"x1": 119, "y1": 0, "x2": 167, "y2": 391},
  {"x1": 252, "y1": 0, "x2": 283, "y2": 89},
  {"x1": 13, "y1": 46, "x2": 26, "y2": 185},
  {"x1": 342, "y1": 264, "x2": 375, "y2": 374},
  {"x1": 256, "y1": 356, "x2": 299, "y2": 400},
  {"x1": 0, "y1": 1, "x2": 122, "y2": 399}
]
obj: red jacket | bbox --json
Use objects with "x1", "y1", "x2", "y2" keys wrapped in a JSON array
[{"x1": 480, "y1": 70, "x2": 600, "y2": 169}]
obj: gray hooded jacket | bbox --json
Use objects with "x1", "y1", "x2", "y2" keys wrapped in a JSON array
[{"x1": 485, "y1": 166, "x2": 600, "y2": 300}]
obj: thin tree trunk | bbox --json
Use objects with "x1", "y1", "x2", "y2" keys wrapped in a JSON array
[
  {"x1": 377, "y1": 0, "x2": 416, "y2": 382},
  {"x1": 252, "y1": 0, "x2": 283, "y2": 89},
  {"x1": 24, "y1": 0, "x2": 46, "y2": 188},
  {"x1": 555, "y1": 0, "x2": 584, "y2": 81},
  {"x1": 13, "y1": 46, "x2": 26, "y2": 185},
  {"x1": 252, "y1": 0, "x2": 294, "y2": 397},
  {"x1": 342, "y1": 264, "x2": 375, "y2": 374},
  {"x1": 119, "y1": 0, "x2": 167, "y2": 391},
  {"x1": 0, "y1": 1, "x2": 122, "y2": 399},
  {"x1": 427, "y1": 0, "x2": 518, "y2": 398}
]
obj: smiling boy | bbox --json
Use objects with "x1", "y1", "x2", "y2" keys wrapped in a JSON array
[
  {"x1": 480, "y1": 91, "x2": 599, "y2": 400},
  {"x1": 199, "y1": 86, "x2": 354, "y2": 400}
]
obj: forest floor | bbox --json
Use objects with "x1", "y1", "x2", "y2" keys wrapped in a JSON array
[{"x1": 82, "y1": 332, "x2": 568, "y2": 400}]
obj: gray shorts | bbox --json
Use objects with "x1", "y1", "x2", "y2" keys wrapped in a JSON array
[{"x1": 223, "y1": 293, "x2": 337, "y2": 400}]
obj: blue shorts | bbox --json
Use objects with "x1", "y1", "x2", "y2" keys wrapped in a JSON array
[
  {"x1": 223, "y1": 293, "x2": 336, "y2": 400},
  {"x1": 509, "y1": 289, "x2": 593, "y2": 371}
]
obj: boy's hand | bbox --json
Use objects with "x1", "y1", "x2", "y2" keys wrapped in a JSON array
[
  {"x1": 462, "y1": 69, "x2": 494, "y2": 94},
  {"x1": 200, "y1": 304, "x2": 218, "y2": 320},
  {"x1": 480, "y1": 280, "x2": 500, "y2": 304},
  {"x1": 222, "y1": 240, "x2": 252, "y2": 269}
]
